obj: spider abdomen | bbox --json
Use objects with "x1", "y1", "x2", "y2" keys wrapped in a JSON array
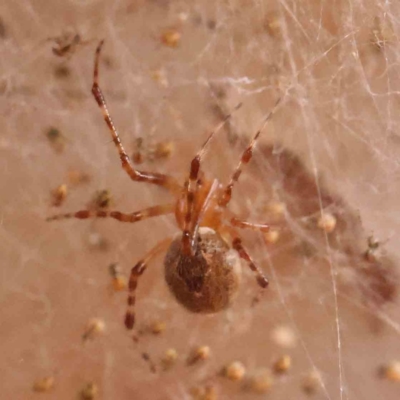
[{"x1": 164, "y1": 227, "x2": 241, "y2": 313}]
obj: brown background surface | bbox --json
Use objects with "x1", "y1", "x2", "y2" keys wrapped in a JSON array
[{"x1": 1, "y1": 0, "x2": 400, "y2": 399}]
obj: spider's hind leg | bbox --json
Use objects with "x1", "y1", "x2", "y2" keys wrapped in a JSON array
[
  {"x1": 222, "y1": 225, "x2": 269, "y2": 289},
  {"x1": 232, "y1": 235, "x2": 269, "y2": 288}
]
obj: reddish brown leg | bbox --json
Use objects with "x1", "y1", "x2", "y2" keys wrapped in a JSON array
[
  {"x1": 91, "y1": 41, "x2": 180, "y2": 194},
  {"x1": 218, "y1": 97, "x2": 282, "y2": 208},
  {"x1": 181, "y1": 103, "x2": 243, "y2": 255},
  {"x1": 47, "y1": 203, "x2": 174, "y2": 223},
  {"x1": 230, "y1": 217, "x2": 270, "y2": 233},
  {"x1": 232, "y1": 236, "x2": 269, "y2": 288},
  {"x1": 125, "y1": 238, "x2": 172, "y2": 330}
]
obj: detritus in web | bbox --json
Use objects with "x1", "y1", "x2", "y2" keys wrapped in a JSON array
[{"x1": 1, "y1": 1, "x2": 400, "y2": 400}]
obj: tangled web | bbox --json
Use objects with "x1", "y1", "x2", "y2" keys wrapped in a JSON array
[{"x1": 1, "y1": 0, "x2": 400, "y2": 399}]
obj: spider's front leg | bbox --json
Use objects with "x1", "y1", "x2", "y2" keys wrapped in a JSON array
[
  {"x1": 91, "y1": 41, "x2": 180, "y2": 194},
  {"x1": 180, "y1": 103, "x2": 243, "y2": 255}
]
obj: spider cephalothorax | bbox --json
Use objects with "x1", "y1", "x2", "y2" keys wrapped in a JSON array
[{"x1": 48, "y1": 41, "x2": 280, "y2": 331}]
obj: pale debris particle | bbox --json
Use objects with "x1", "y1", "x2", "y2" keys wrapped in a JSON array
[
  {"x1": 270, "y1": 325, "x2": 297, "y2": 348},
  {"x1": 111, "y1": 275, "x2": 126, "y2": 291},
  {"x1": 161, "y1": 348, "x2": 178, "y2": 370},
  {"x1": 80, "y1": 382, "x2": 99, "y2": 400},
  {"x1": 82, "y1": 318, "x2": 106, "y2": 341},
  {"x1": 265, "y1": 200, "x2": 286, "y2": 217},
  {"x1": 265, "y1": 13, "x2": 282, "y2": 37},
  {"x1": 190, "y1": 385, "x2": 218, "y2": 400},
  {"x1": 33, "y1": 376, "x2": 55, "y2": 392},
  {"x1": 89, "y1": 189, "x2": 113, "y2": 210},
  {"x1": 380, "y1": 361, "x2": 400, "y2": 382},
  {"x1": 178, "y1": 12, "x2": 189, "y2": 23},
  {"x1": 264, "y1": 229, "x2": 280, "y2": 244},
  {"x1": 223, "y1": 361, "x2": 246, "y2": 381},
  {"x1": 273, "y1": 355, "x2": 292, "y2": 374},
  {"x1": 187, "y1": 345, "x2": 211, "y2": 366},
  {"x1": 302, "y1": 370, "x2": 323, "y2": 395},
  {"x1": 87, "y1": 232, "x2": 109, "y2": 251},
  {"x1": 151, "y1": 69, "x2": 169, "y2": 88},
  {"x1": 108, "y1": 263, "x2": 127, "y2": 291},
  {"x1": 371, "y1": 17, "x2": 394, "y2": 50},
  {"x1": 133, "y1": 138, "x2": 174, "y2": 164},
  {"x1": 168, "y1": 104, "x2": 184, "y2": 130},
  {"x1": 246, "y1": 369, "x2": 273, "y2": 394},
  {"x1": 67, "y1": 169, "x2": 91, "y2": 186},
  {"x1": 46, "y1": 127, "x2": 66, "y2": 153},
  {"x1": 51, "y1": 184, "x2": 68, "y2": 207},
  {"x1": 317, "y1": 213, "x2": 337, "y2": 233},
  {"x1": 108, "y1": 263, "x2": 120, "y2": 277},
  {"x1": 152, "y1": 141, "x2": 174, "y2": 161},
  {"x1": 150, "y1": 320, "x2": 167, "y2": 335},
  {"x1": 161, "y1": 29, "x2": 181, "y2": 48}
]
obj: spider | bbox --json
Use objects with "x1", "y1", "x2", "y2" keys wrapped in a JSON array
[{"x1": 48, "y1": 41, "x2": 281, "y2": 330}]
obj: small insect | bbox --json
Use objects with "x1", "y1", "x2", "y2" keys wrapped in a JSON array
[{"x1": 48, "y1": 41, "x2": 280, "y2": 330}]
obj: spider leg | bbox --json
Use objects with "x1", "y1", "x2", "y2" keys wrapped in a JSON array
[
  {"x1": 181, "y1": 103, "x2": 242, "y2": 255},
  {"x1": 218, "y1": 96, "x2": 282, "y2": 208},
  {"x1": 91, "y1": 41, "x2": 180, "y2": 194},
  {"x1": 222, "y1": 225, "x2": 269, "y2": 288},
  {"x1": 125, "y1": 237, "x2": 172, "y2": 330},
  {"x1": 232, "y1": 235, "x2": 269, "y2": 288},
  {"x1": 230, "y1": 216, "x2": 270, "y2": 233},
  {"x1": 47, "y1": 203, "x2": 174, "y2": 223}
]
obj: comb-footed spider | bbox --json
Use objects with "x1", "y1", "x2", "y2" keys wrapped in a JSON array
[{"x1": 48, "y1": 41, "x2": 281, "y2": 330}]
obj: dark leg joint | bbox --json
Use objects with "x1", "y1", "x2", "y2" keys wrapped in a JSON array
[
  {"x1": 257, "y1": 275, "x2": 269, "y2": 288},
  {"x1": 125, "y1": 313, "x2": 135, "y2": 330},
  {"x1": 190, "y1": 156, "x2": 200, "y2": 180}
]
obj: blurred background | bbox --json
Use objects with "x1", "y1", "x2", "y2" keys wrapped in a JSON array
[{"x1": 1, "y1": 0, "x2": 400, "y2": 399}]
